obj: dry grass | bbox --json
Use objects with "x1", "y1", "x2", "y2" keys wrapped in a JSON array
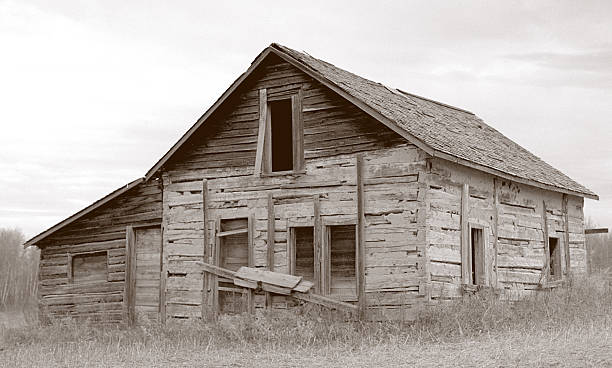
[{"x1": 1, "y1": 274, "x2": 611, "y2": 367}]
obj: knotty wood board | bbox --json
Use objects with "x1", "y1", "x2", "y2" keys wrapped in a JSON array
[{"x1": 134, "y1": 227, "x2": 162, "y2": 323}]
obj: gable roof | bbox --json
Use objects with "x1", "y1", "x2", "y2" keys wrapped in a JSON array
[
  {"x1": 25, "y1": 43, "x2": 598, "y2": 247},
  {"x1": 146, "y1": 43, "x2": 597, "y2": 199}
]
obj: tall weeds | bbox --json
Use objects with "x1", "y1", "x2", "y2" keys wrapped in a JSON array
[
  {"x1": 2, "y1": 273, "x2": 610, "y2": 350},
  {"x1": 0, "y1": 228, "x2": 39, "y2": 309}
]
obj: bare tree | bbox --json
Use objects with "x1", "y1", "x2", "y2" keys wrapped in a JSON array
[{"x1": 0, "y1": 228, "x2": 39, "y2": 309}]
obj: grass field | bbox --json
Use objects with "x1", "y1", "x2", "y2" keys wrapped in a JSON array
[{"x1": 1, "y1": 275, "x2": 611, "y2": 368}]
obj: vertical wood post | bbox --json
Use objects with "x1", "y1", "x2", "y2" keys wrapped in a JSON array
[
  {"x1": 213, "y1": 219, "x2": 220, "y2": 319},
  {"x1": 266, "y1": 192, "x2": 275, "y2": 309},
  {"x1": 493, "y1": 178, "x2": 499, "y2": 287},
  {"x1": 159, "y1": 224, "x2": 166, "y2": 324},
  {"x1": 247, "y1": 214, "x2": 255, "y2": 314},
  {"x1": 313, "y1": 194, "x2": 321, "y2": 294},
  {"x1": 292, "y1": 89, "x2": 304, "y2": 172},
  {"x1": 66, "y1": 254, "x2": 73, "y2": 283},
  {"x1": 125, "y1": 225, "x2": 136, "y2": 326},
  {"x1": 356, "y1": 154, "x2": 366, "y2": 320},
  {"x1": 255, "y1": 89, "x2": 267, "y2": 175},
  {"x1": 460, "y1": 184, "x2": 470, "y2": 284},
  {"x1": 542, "y1": 200, "x2": 550, "y2": 281},
  {"x1": 585, "y1": 228, "x2": 591, "y2": 275},
  {"x1": 562, "y1": 194, "x2": 571, "y2": 275},
  {"x1": 201, "y1": 179, "x2": 209, "y2": 320}
]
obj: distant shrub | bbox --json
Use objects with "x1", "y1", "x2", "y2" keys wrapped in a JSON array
[{"x1": 0, "y1": 228, "x2": 39, "y2": 310}]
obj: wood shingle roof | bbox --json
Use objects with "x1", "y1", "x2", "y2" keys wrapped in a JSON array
[{"x1": 272, "y1": 43, "x2": 597, "y2": 199}]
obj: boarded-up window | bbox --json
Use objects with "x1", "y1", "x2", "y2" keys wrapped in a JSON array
[
  {"x1": 289, "y1": 226, "x2": 315, "y2": 282},
  {"x1": 217, "y1": 218, "x2": 250, "y2": 314},
  {"x1": 327, "y1": 225, "x2": 357, "y2": 299},
  {"x1": 549, "y1": 237, "x2": 561, "y2": 279},
  {"x1": 71, "y1": 251, "x2": 108, "y2": 283}
]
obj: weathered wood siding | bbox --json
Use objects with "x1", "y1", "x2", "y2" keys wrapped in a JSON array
[
  {"x1": 37, "y1": 179, "x2": 162, "y2": 322},
  {"x1": 426, "y1": 158, "x2": 586, "y2": 301},
  {"x1": 161, "y1": 55, "x2": 428, "y2": 320}
]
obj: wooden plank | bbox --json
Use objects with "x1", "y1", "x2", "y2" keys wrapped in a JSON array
[
  {"x1": 201, "y1": 179, "x2": 209, "y2": 320},
  {"x1": 313, "y1": 195, "x2": 321, "y2": 294},
  {"x1": 292, "y1": 89, "x2": 304, "y2": 172},
  {"x1": 473, "y1": 227, "x2": 485, "y2": 285},
  {"x1": 293, "y1": 279, "x2": 314, "y2": 293},
  {"x1": 267, "y1": 193, "x2": 275, "y2": 272},
  {"x1": 291, "y1": 291, "x2": 358, "y2": 314},
  {"x1": 266, "y1": 192, "x2": 275, "y2": 309},
  {"x1": 541, "y1": 200, "x2": 550, "y2": 283},
  {"x1": 287, "y1": 227, "x2": 295, "y2": 275},
  {"x1": 66, "y1": 254, "x2": 73, "y2": 283},
  {"x1": 248, "y1": 214, "x2": 254, "y2": 268},
  {"x1": 355, "y1": 154, "x2": 366, "y2": 320},
  {"x1": 262, "y1": 283, "x2": 292, "y2": 295},
  {"x1": 493, "y1": 178, "x2": 499, "y2": 287},
  {"x1": 460, "y1": 183, "x2": 470, "y2": 283},
  {"x1": 233, "y1": 278, "x2": 258, "y2": 289},
  {"x1": 201, "y1": 262, "x2": 237, "y2": 280},
  {"x1": 217, "y1": 228, "x2": 249, "y2": 237},
  {"x1": 124, "y1": 225, "x2": 136, "y2": 326},
  {"x1": 585, "y1": 228, "x2": 609, "y2": 234},
  {"x1": 213, "y1": 219, "x2": 220, "y2": 318},
  {"x1": 562, "y1": 194, "x2": 570, "y2": 275},
  {"x1": 235, "y1": 267, "x2": 302, "y2": 289},
  {"x1": 254, "y1": 88, "x2": 266, "y2": 175}
]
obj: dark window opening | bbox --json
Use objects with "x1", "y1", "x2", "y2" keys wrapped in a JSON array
[
  {"x1": 549, "y1": 237, "x2": 561, "y2": 279},
  {"x1": 470, "y1": 227, "x2": 484, "y2": 285},
  {"x1": 294, "y1": 227, "x2": 314, "y2": 282},
  {"x1": 72, "y1": 251, "x2": 107, "y2": 283},
  {"x1": 329, "y1": 225, "x2": 357, "y2": 299},
  {"x1": 269, "y1": 99, "x2": 293, "y2": 172}
]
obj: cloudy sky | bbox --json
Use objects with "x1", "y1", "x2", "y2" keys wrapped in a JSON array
[{"x1": 1, "y1": 0, "x2": 611, "y2": 238}]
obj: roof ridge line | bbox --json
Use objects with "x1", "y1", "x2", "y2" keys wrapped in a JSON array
[{"x1": 396, "y1": 88, "x2": 475, "y2": 115}]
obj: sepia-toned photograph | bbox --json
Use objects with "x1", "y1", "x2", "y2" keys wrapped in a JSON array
[{"x1": 1, "y1": 1, "x2": 611, "y2": 366}]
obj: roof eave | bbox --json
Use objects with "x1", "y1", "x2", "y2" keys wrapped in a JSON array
[
  {"x1": 432, "y1": 150, "x2": 599, "y2": 200},
  {"x1": 144, "y1": 47, "x2": 278, "y2": 180},
  {"x1": 24, "y1": 177, "x2": 145, "y2": 247}
]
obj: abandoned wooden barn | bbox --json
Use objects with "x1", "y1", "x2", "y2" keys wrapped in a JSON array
[{"x1": 25, "y1": 43, "x2": 598, "y2": 323}]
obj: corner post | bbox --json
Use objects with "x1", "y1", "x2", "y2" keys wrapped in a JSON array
[
  {"x1": 125, "y1": 225, "x2": 136, "y2": 326},
  {"x1": 356, "y1": 154, "x2": 366, "y2": 320},
  {"x1": 460, "y1": 183, "x2": 470, "y2": 284}
]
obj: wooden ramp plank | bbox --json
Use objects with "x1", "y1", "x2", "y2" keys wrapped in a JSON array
[
  {"x1": 293, "y1": 279, "x2": 314, "y2": 293},
  {"x1": 235, "y1": 267, "x2": 302, "y2": 289}
]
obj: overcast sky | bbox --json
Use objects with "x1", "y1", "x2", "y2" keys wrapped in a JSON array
[{"x1": 1, "y1": 0, "x2": 611, "y2": 238}]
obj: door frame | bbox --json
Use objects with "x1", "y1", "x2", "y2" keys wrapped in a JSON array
[
  {"x1": 124, "y1": 222, "x2": 163, "y2": 326},
  {"x1": 211, "y1": 215, "x2": 253, "y2": 315}
]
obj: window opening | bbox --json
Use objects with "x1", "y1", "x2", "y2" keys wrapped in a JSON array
[
  {"x1": 269, "y1": 99, "x2": 293, "y2": 172},
  {"x1": 470, "y1": 227, "x2": 484, "y2": 285},
  {"x1": 549, "y1": 237, "x2": 561, "y2": 279}
]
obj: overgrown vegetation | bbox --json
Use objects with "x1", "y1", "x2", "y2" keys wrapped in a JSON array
[
  {"x1": 1, "y1": 274, "x2": 611, "y2": 366},
  {"x1": 2, "y1": 273, "x2": 611, "y2": 346},
  {"x1": 0, "y1": 228, "x2": 39, "y2": 310}
]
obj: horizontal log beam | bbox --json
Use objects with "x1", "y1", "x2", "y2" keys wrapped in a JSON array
[{"x1": 585, "y1": 228, "x2": 609, "y2": 235}]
